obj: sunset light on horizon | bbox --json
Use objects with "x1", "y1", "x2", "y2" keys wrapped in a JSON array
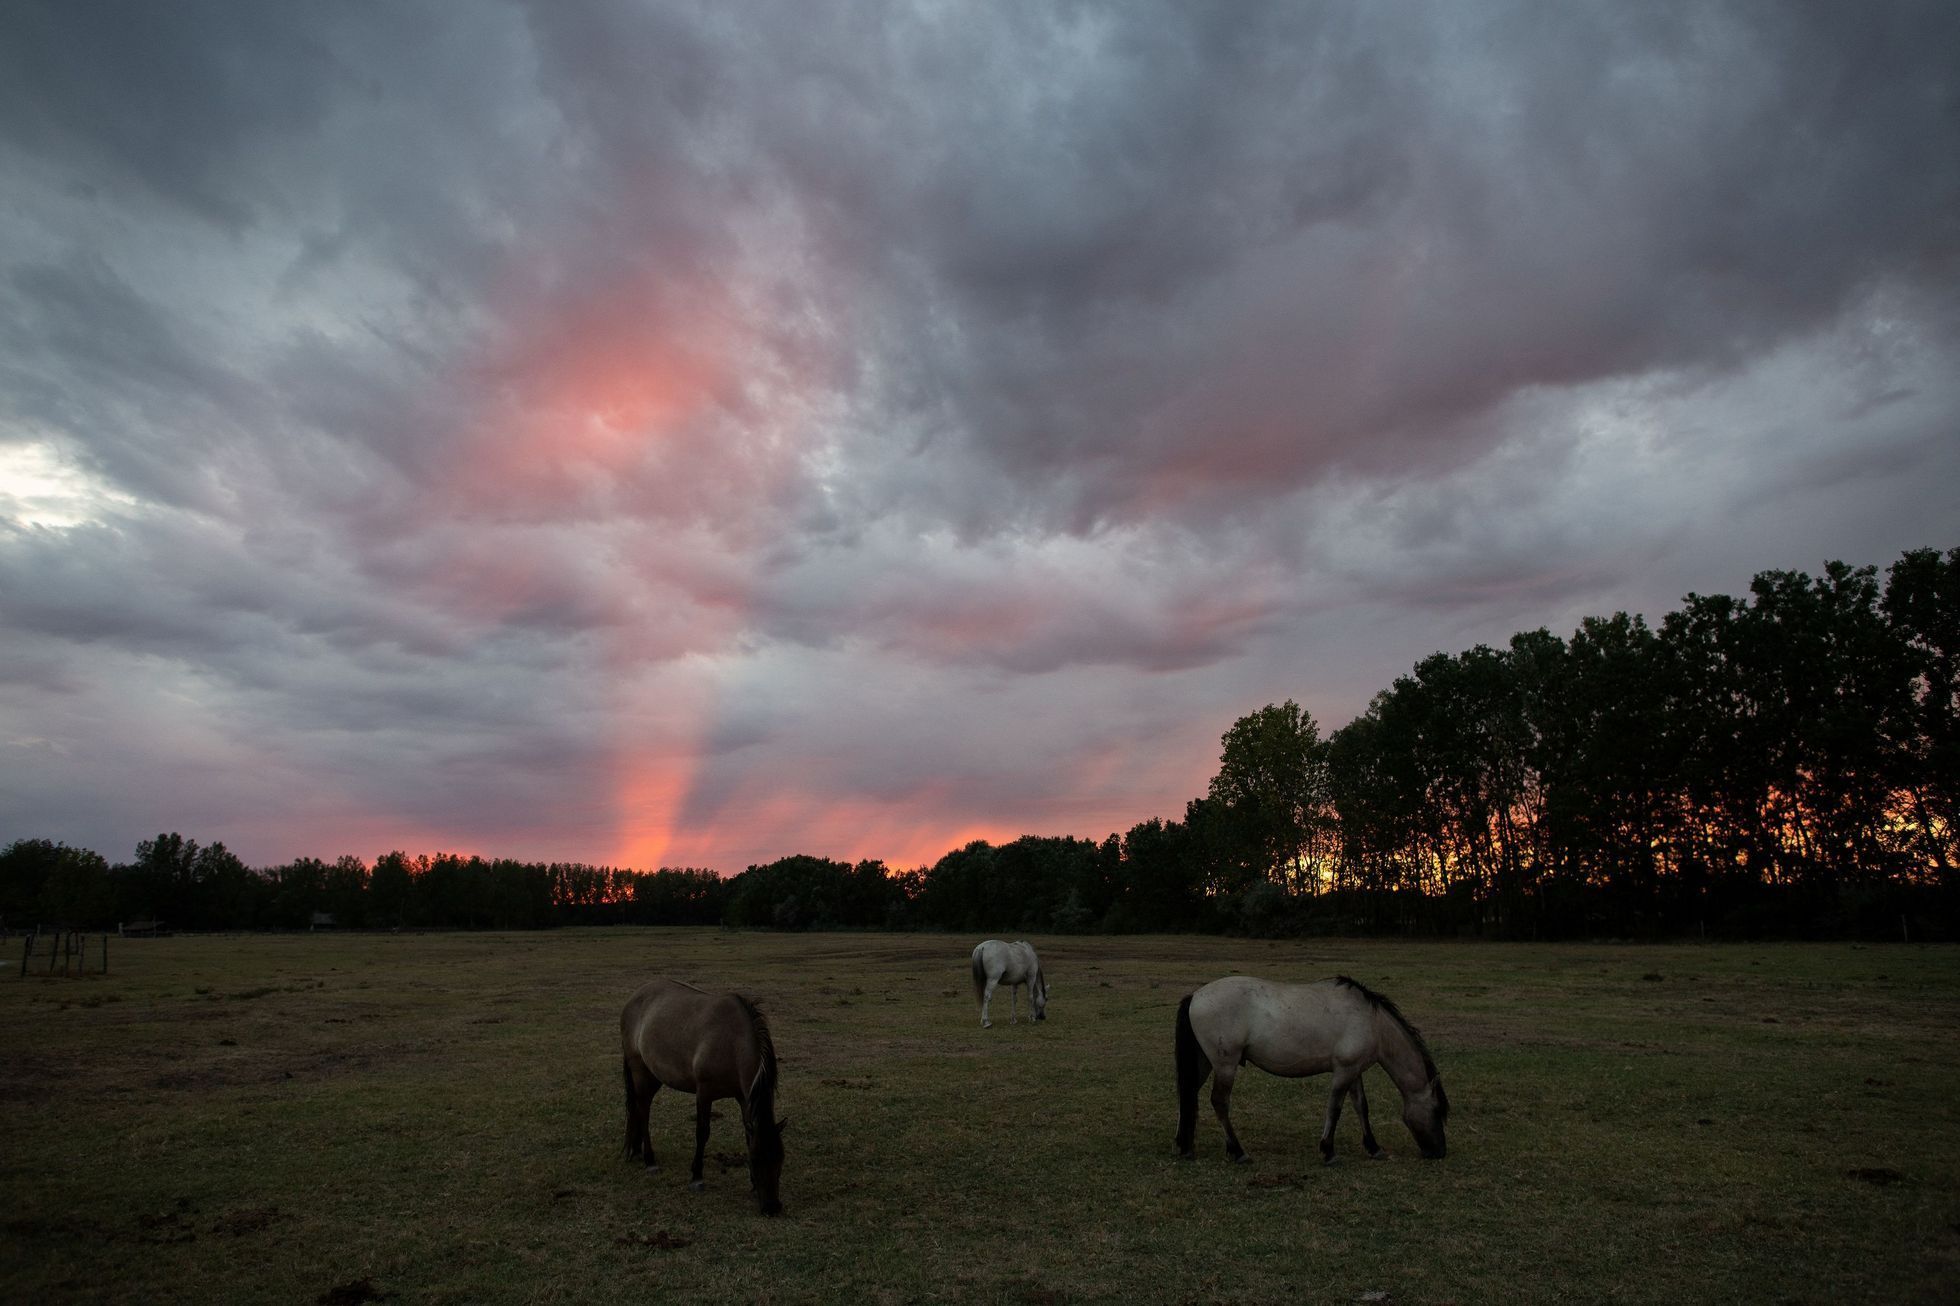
[{"x1": 3, "y1": 2, "x2": 1957, "y2": 876}]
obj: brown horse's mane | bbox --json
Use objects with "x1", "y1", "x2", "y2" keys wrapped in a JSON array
[{"x1": 1334, "y1": 976, "x2": 1449, "y2": 1120}]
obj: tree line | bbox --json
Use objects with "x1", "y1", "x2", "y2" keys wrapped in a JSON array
[
  {"x1": 0, "y1": 836, "x2": 727, "y2": 935},
  {"x1": 4, "y1": 547, "x2": 1954, "y2": 940}
]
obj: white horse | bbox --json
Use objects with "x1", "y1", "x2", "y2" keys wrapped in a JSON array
[
  {"x1": 970, "y1": 940, "x2": 1048, "y2": 1028},
  {"x1": 1174, "y1": 974, "x2": 1448, "y2": 1164}
]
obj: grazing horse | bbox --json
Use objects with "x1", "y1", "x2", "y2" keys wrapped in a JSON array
[
  {"x1": 970, "y1": 939, "x2": 1048, "y2": 1028},
  {"x1": 620, "y1": 978, "x2": 786, "y2": 1215},
  {"x1": 1174, "y1": 975, "x2": 1448, "y2": 1165}
]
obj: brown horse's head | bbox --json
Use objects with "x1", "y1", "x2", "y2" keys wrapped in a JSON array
[{"x1": 749, "y1": 1116, "x2": 786, "y2": 1215}]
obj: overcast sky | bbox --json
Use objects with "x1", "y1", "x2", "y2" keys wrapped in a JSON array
[{"x1": 2, "y1": 1, "x2": 1956, "y2": 872}]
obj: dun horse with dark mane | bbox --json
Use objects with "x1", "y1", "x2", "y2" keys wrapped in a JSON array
[
  {"x1": 620, "y1": 978, "x2": 786, "y2": 1215},
  {"x1": 1174, "y1": 975, "x2": 1448, "y2": 1165}
]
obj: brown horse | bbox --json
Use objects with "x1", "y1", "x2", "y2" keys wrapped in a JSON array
[
  {"x1": 1174, "y1": 975, "x2": 1448, "y2": 1165},
  {"x1": 620, "y1": 978, "x2": 786, "y2": 1215}
]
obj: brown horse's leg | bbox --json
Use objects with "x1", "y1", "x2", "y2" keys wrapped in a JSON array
[
  {"x1": 688, "y1": 1092, "x2": 712, "y2": 1192},
  {"x1": 1351, "y1": 1075, "x2": 1384, "y2": 1158},
  {"x1": 1321, "y1": 1067, "x2": 1359, "y2": 1164},
  {"x1": 638, "y1": 1068, "x2": 663, "y2": 1169},
  {"x1": 623, "y1": 1057, "x2": 661, "y2": 1168},
  {"x1": 1211, "y1": 1062, "x2": 1250, "y2": 1163}
]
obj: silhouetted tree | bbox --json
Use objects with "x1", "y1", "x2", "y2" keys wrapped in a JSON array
[
  {"x1": 1208, "y1": 700, "x2": 1333, "y2": 892},
  {"x1": 0, "y1": 839, "x2": 113, "y2": 929}
]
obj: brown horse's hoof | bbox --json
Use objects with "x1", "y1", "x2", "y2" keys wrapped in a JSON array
[{"x1": 688, "y1": 1180, "x2": 706, "y2": 1194}]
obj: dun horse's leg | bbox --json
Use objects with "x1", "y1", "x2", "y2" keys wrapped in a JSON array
[
  {"x1": 1211, "y1": 1062, "x2": 1250, "y2": 1163},
  {"x1": 980, "y1": 976, "x2": 999, "y2": 1028},
  {"x1": 1320, "y1": 1067, "x2": 1359, "y2": 1164},
  {"x1": 688, "y1": 1093, "x2": 712, "y2": 1193},
  {"x1": 1351, "y1": 1076, "x2": 1384, "y2": 1159}
]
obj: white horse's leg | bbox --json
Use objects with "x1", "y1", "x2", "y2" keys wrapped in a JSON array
[
  {"x1": 1009, "y1": 981, "x2": 1019, "y2": 1024},
  {"x1": 1320, "y1": 1065, "x2": 1360, "y2": 1164},
  {"x1": 980, "y1": 975, "x2": 999, "y2": 1028},
  {"x1": 1211, "y1": 1059, "x2": 1250, "y2": 1163}
]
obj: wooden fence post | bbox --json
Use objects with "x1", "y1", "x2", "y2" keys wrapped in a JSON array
[{"x1": 102, "y1": 933, "x2": 109, "y2": 975}]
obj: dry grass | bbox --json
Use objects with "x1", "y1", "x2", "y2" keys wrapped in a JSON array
[{"x1": 3, "y1": 930, "x2": 1957, "y2": 1304}]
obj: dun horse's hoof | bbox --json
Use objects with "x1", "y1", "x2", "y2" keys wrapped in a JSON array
[
  {"x1": 688, "y1": 1180, "x2": 706, "y2": 1194},
  {"x1": 1231, "y1": 1153, "x2": 1253, "y2": 1165}
]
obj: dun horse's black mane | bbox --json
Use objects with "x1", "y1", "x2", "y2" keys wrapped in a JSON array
[
  {"x1": 732, "y1": 993, "x2": 780, "y2": 1113},
  {"x1": 1334, "y1": 976, "x2": 1448, "y2": 1119}
]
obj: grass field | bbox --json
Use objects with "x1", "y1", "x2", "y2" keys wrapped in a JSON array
[{"x1": 3, "y1": 930, "x2": 1957, "y2": 1304}]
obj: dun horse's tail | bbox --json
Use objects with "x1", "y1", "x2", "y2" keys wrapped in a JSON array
[{"x1": 1173, "y1": 992, "x2": 1210, "y2": 1158}]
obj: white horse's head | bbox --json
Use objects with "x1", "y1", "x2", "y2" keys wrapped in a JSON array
[{"x1": 1032, "y1": 972, "x2": 1049, "y2": 1021}]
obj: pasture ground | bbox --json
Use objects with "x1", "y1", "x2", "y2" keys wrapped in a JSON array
[{"x1": 2, "y1": 930, "x2": 1957, "y2": 1304}]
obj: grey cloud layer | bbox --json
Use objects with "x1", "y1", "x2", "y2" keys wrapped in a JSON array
[{"x1": 2, "y1": 0, "x2": 1956, "y2": 865}]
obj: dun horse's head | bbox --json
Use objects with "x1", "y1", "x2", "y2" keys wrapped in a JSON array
[
  {"x1": 747, "y1": 1116, "x2": 787, "y2": 1216},
  {"x1": 1402, "y1": 1076, "x2": 1449, "y2": 1159}
]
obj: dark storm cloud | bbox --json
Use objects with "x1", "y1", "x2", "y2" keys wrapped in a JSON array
[
  {"x1": 2, "y1": 0, "x2": 1956, "y2": 866},
  {"x1": 795, "y1": 0, "x2": 1960, "y2": 528},
  {"x1": 0, "y1": 0, "x2": 341, "y2": 227}
]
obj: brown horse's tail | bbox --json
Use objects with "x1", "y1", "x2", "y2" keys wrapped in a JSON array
[
  {"x1": 621, "y1": 1055, "x2": 640, "y2": 1159},
  {"x1": 1174, "y1": 992, "x2": 1210, "y2": 1158}
]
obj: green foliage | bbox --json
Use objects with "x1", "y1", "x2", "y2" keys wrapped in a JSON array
[
  {"x1": 1885, "y1": 546, "x2": 1960, "y2": 876},
  {"x1": 0, "y1": 839, "x2": 112, "y2": 929},
  {"x1": 1299, "y1": 550, "x2": 1960, "y2": 936},
  {"x1": 1207, "y1": 699, "x2": 1333, "y2": 891},
  {"x1": 723, "y1": 855, "x2": 905, "y2": 930}
]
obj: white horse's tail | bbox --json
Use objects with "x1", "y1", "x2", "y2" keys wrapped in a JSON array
[{"x1": 971, "y1": 948, "x2": 987, "y2": 1002}]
